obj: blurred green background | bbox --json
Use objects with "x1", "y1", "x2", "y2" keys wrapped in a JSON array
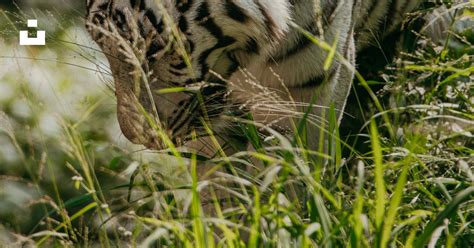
[{"x1": 0, "y1": 0, "x2": 143, "y2": 238}]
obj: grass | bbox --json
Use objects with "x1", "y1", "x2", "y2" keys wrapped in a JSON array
[{"x1": 0, "y1": 2, "x2": 473, "y2": 247}]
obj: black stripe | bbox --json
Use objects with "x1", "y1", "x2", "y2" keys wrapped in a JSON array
[
  {"x1": 298, "y1": 73, "x2": 329, "y2": 89},
  {"x1": 146, "y1": 40, "x2": 164, "y2": 62},
  {"x1": 138, "y1": 19, "x2": 147, "y2": 37},
  {"x1": 269, "y1": 0, "x2": 341, "y2": 62},
  {"x1": 176, "y1": 0, "x2": 193, "y2": 13},
  {"x1": 356, "y1": 0, "x2": 378, "y2": 30},
  {"x1": 168, "y1": 69, "x2": 187, "y2": 77},
  {"x1": 289, "y1": 0, "x2": 299, "y2": 5},
  {"x1": 169, "y1": 99, "x2": 192, "y2": 129},
  {"x1": 112, "y1": 8, "x2": 132, "y2": 35},
  {"x1": 86, "y1": 0, "x2": 94, "y2": 14},
  {"x1": 112, "y1": 9, "x2": 126, "y2": 26},
  {"x1": 97, "y1": 2, "x2": 109, "y2": 11},
  {"x1": 322, "y1": 1, "x2": 338, "y2": 23},
  {"x1": 244, "y1": 37, "x2": 260, "y2": 54},
  {"x1": 379, "y1": 0, "x2": 399, "y2": 33},
  {"x1": 225, "y1": 0, "x2": 249, "y2": 23},
  {"x1": 171, "y1": 61, "x2": 188, "y2": 70},
  {"x1": 178, "y1": 16, "x2": 189, "y2": 32},
  {"x1": 255, "y1": 2, "x2": 278, "y2": 37},
  {"x1": 225, "y1": 54, "x2": 240, "y2": 77},
  {"x1": 144, "y1": 9, "x2": 164, "y2": 33},
  {"x1": 271, "y1": 19, "x2": 320, "y2": 62},
  {"x1": 300, "y1": 75, "x2": 325, "y2": 88},
  {"x1": 170, "y1": 98, "x2": 199, "y2": 133},
  {"x1": 195, "y1": 1, "x2": 236, "y2": 81},
  {"x1": 130, "y1": 0, "x2": 146, "y2": 10}
]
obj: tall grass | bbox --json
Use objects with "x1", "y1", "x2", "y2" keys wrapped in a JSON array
[{"x1": 0, "y1": 2, "x2": 473, "y2": 247}]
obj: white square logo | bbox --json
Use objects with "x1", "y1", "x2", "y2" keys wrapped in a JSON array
[{"x1": 19, "y1": 19, "x2": 45, "y2": 46}]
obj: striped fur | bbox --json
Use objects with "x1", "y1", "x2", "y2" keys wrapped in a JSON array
[{"x1": 86, "y1": 0, "x2": 422, "y2": 150}]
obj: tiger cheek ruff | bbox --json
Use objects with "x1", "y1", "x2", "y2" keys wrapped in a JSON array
[{"x1": 86, "y1": 0, "x2": 422, "y2": 151}]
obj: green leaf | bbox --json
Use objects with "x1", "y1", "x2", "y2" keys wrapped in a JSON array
[
  {"x1": 370, "y1": 120, "x2": 386, "y2": 231},
  {"x1": 414, "y1": 187, "x2": 474, "y2": 248},
  {"x1": 380, "y1": 161, "x2": 410, "y2": 247}
]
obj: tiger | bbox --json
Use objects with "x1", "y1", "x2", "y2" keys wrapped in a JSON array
[{"x1": 85, "y1": 0, "x2": 423, "y2": 153}]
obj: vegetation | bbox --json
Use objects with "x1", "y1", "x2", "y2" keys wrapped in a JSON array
[{"x1": 0, "y1": 2, "x2": 472, "y2": 247}]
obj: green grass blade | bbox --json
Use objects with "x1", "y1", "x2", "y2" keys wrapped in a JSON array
[
  {"x1": 324, "y1": 31, "x2": 339, "y2": 71},
  {"x1": 380, "y1": 161, "x2": 410, "y2": 247},
  {"x1": 414, "y1": 186, "x2": 474, "y2": 248},
  {"x1": 248, "y1": 187, "x2": 261, "y2": 248},
  {"x1": 309, "y1": 194, "x2": 333, "y2": 247},
  {"x1": 350, "y1": 161, "x2": 366, "y2": 248},
  {"x1": 328, "y1": 104, "x2": 342, "y2": 183},
  {"x1": 36, "y1": 202, "x2": 98, "y2": 246},
  {"x1": 370, "y1": 120, "x2": 386, "y2": 231},
  {"x1": 191, "y1": 152, "x2": 207, "y2": 248}
]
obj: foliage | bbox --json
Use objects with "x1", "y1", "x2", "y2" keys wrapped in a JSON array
[{"x1": 0, "y1": 2, "x2": 473, "y2": 247}]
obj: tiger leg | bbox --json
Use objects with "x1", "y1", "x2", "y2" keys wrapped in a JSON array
[
  {"x1": 288, "y1": 19, "x2": 357, "y2": 150},
  {"x1": 289, "y1": 37, "x2": 356, "y2": 150}
]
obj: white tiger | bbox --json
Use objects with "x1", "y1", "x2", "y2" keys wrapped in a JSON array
[{"x1": 86, "y1": 0, "x2": 422, "y2": 152}]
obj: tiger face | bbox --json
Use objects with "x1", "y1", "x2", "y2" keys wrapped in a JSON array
[{"x1": 86, "y1": 0, "x2": 289, "y2": 149}]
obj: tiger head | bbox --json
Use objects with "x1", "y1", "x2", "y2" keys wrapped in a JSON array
[{"x1": 85, "y1": 0, "x2": 290, "y2": 149}]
